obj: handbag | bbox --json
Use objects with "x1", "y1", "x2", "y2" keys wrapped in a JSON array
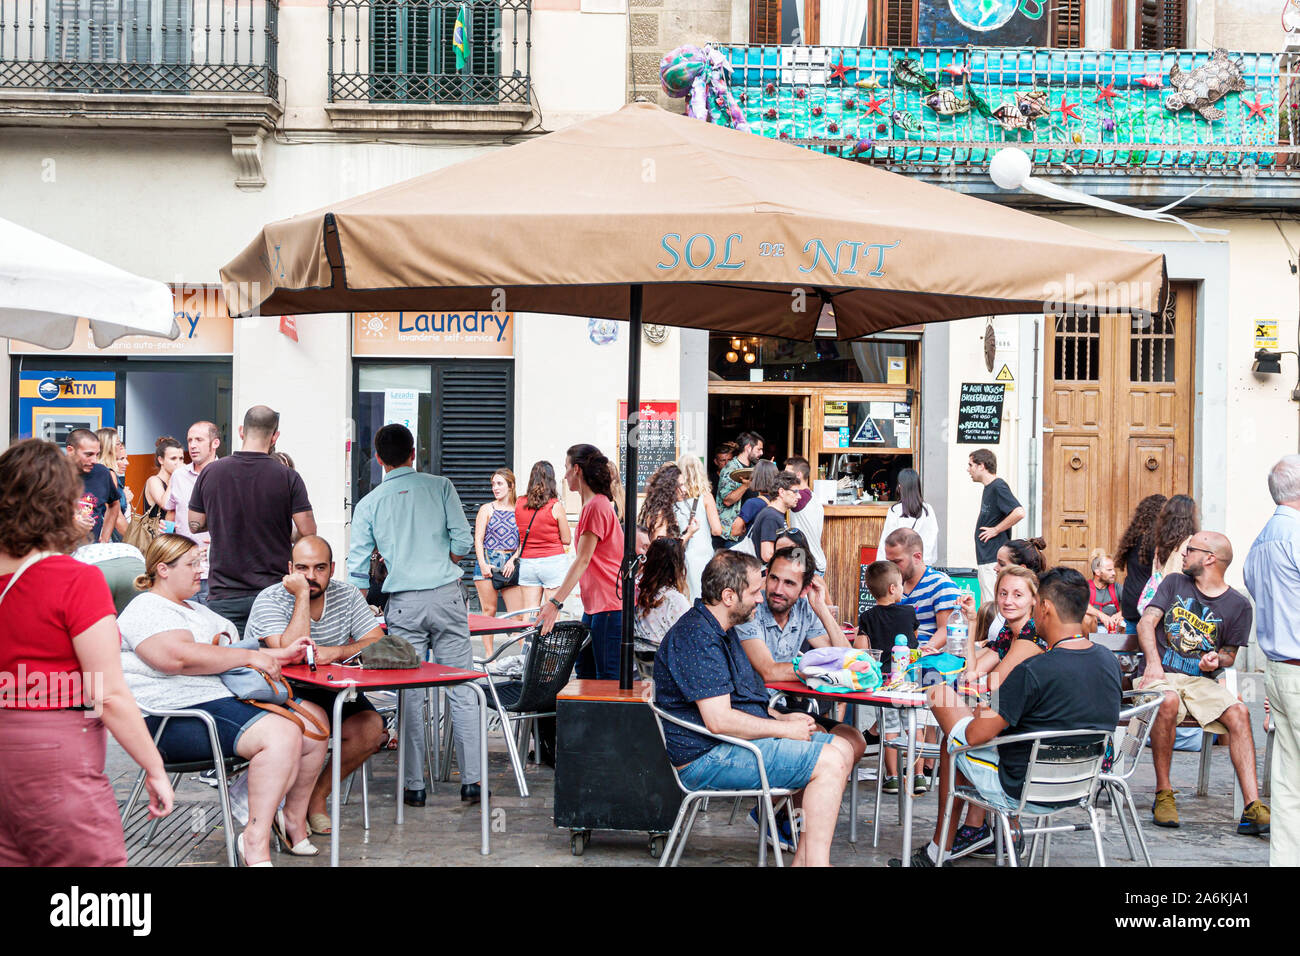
[
  {"x1": 1135, "y1": 557, "x2": 1164, "y2": 615},
  {"x1": 492, "y1": 505, "x2": 540, "y2": 591},
  {"x1": 213, "y1": 635, "x2": 328, "y2": 741},
  {"x1": 729, "y1": 521, "x2": 759, "y2": 558},
  {"x1": 123, "y1": 504, "x2": 164, "y2": 553}
]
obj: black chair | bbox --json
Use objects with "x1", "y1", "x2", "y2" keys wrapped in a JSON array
[{"x1": 478, "y1": 620, "x2": 590, "y2": 797}]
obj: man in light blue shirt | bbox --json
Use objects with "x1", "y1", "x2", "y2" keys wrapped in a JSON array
[
  {"x1": 1244, "y1": 454, "x2": 1300, "y2": 866},
  {"x1": 346, "y1": 424, "x2": 480, "y2": 807}
]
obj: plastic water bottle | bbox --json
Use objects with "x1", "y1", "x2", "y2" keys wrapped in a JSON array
[
  {"x1": 947, "y1": 608, "x2": 969, "y2": 659},
  {"x1": 891, "y1": 635, "x2": 911, "y2": 682}
]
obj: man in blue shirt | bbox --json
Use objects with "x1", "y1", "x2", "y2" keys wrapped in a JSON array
[
  {"x1": 1245, "y1": 454, "x2": 1300, "y2": 865},
  {"x1": 346, "y1": 424, "x2": 479, "y2": 807},
  {"x1": 654, "y1": 550, "x2": 855, "y2": 866}
]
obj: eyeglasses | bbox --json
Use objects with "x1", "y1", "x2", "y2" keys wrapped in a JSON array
[{"x1": 1184, "y1": 546, "x2": 1215, "y2": 557}]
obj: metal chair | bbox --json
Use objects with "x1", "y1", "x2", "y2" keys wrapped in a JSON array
[
  {"x1": 1099, "y1": 690, "x2": 1164, "y2": 865},
  {"x1": 648, "y1": 701, "x2": 798, "y2": 867},
  {"x1": 474, "y1": 620, "x2": 590, "y2": 797},
  {"x1": 121, "y1": 705, "x2": 245, "y2": 867},
  {"x1": 936, "y1": 727, "x2": 1114, "y2": 868}
]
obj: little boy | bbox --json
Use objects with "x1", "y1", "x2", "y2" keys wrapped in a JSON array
[{"x1": 855, "y1": 560, "x2": 919, "y2": 794}]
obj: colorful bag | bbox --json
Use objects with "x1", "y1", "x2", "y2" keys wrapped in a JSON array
[
  {"x1": 793, "y1": 647, "x2": 882, "y2": 694},
  {"x1": 1135, "y1": 558, "x2": 1163, "y2": 615}
]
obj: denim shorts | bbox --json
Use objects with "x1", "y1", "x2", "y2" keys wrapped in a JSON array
[
  {"x1": 678, "y1": 731, "x2": 834, "y2": 792},
  {"x1": 948, "y1": 715, "x2": 1022, "y2": 814},
  {"x1": 519, "y1": 553, "x2": 569, "y2": 589},
  {"x1": 474, "y1": 549, "x2": 514, "y2": 583},
  {"x1": 144, "y1": 696, "x2": 277, "y2": 763}
]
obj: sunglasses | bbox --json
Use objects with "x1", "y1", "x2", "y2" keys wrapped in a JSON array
[{"x1": 1184, "y1": 546, "x2": 1215, "y2": 557}]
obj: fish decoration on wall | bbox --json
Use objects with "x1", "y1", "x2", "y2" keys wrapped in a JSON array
[
  {"x1": 1136, "y1": 75, "x2": 1163, "y2": 89},
  {"x1": 941, "y1": 64, "x2": 971, "y2": 77},
  {"x1": 891, "y1": 109, "x2": 922, "y2": 132},
  {"x1": 926, "y1": 89, "x2": 971, "y2": 116},
  {"x1": 658, "y1": 44, "x2": 749, "y2": 130},
  {"x1": 892, "y1": 57, "x2": 937, "y2": 93},
  {"x1": 855, "y1": 77, "x2": 881, "y2": 90},
  {"x1": 1164, "y1": 48, "x2": 1247, "y2": 122},
  {"x1": 990, "y1": 90, "x2": 1048, "y2": 131}
]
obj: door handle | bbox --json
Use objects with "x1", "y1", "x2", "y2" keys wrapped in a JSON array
[{"x1": 1145, "y1": 457, "x2": 1159, "y2": 471}]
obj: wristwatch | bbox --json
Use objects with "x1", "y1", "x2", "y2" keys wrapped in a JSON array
[{"x1": 548, "y1": 597, "x2": 564, "y2": 610}]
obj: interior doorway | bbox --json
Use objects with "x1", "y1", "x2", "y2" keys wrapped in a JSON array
[{"x1": 1043, "y1": 282, "x2": 1196, "y2": 571}]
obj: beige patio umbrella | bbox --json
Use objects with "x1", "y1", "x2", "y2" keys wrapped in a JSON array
[{"x1": 222, "y1": 100, "x2": 1167, "y2": 686}]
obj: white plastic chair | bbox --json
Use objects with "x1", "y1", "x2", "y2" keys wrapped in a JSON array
[
  {"x1": 936, "y1": 727, "x2": 1114, "y2": 868},
  {"x1": 648, "y1": 702, "x2": 797, "y2": 867},
  {"x1": 1099, "y1": 690, "x2": 1164, "y2": 865}
]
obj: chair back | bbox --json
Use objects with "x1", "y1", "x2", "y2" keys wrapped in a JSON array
[
  {"x1": 648, "y1": 701, "x2": 694, "y2": 795},
  {"x1": 511, "y1": 620, "x2": 589, "y2": 713},
  {"x1": 1110, "y1": 690, "x2": 1164, "y2": 781},
  {"x1": 1019, "y1": 729, "x2": 1113, "y2": 808}
]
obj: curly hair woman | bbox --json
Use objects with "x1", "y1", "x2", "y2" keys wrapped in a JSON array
[
  {"x1": 1114, "y1": 493, "x2": 1167, "y2": 630},
  {"x1": 640, "y1": 463, "x2": 683, "y2": 542}
]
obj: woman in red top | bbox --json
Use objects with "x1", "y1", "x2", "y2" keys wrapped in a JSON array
[
  {"x1": 0, "y1": 439, "x2": 173, "y2": 865},
  {"x1": 536, "y1": 444, "x2": 625, "y2": 679},
  {"x1": 505, "y1": 460, "x2": 573, "y2": 610}
]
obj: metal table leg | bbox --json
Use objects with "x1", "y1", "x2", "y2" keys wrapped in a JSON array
[
  {"x1": 902, "y1": 707, "x2": 917, "y2": 866},
  {"x1": 396, "y1": 688, "x2": 406, "y2": 826},
  {"x1": 468, "y1": 680, "x2": 491, "y2": 855},
  {"x1": 329, "y1": 687, "x2": 352, "y2": 868}
]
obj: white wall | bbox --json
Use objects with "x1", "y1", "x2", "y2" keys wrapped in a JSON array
[{"x1": 124, "y1": 369, "x2": 228, "y2": 456}]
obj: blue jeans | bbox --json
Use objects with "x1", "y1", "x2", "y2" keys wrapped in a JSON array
[
  {"x1": 679, "y1": 732, "x2": 833, "y2": 792},
  {"x1": 577, "y1": 610, "x2": 623, "y2": 680}
]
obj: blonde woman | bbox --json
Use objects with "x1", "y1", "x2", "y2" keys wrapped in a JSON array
[
  {"x1": 117, "y1": 533, "x2": 327, "y2": 866},
  {"x1": 97, "y1": 427, "x2": 132, "y2": 537},
  {"x1": 676, "y1": 455, "x2": 723, "y2": 599}
]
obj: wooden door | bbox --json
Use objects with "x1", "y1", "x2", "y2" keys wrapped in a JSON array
[{"x1": 1044, "y1": 284, "x2": 1194, "y2": 571}]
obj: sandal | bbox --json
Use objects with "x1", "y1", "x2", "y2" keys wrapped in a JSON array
[
  {"x1": 307, "y1": 812, "x2": 333, "y2": 835},
  {"x1": 273, "y1": 809, "x2": 319, "y2": 856}
]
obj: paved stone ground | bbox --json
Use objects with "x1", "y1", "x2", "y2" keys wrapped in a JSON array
[{"x1": 108, "y1": 673, "x2": 1274, "y2": 868}]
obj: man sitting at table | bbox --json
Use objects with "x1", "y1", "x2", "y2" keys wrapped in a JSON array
[
  {"x1": 654, "y1": 550, "x2": 856, "y2": 867},
  {"x1": 246, "y1": 535, "x2": 388, "y2": 835},
  {"x1": 889, "y1": 567, "x2": 1122, "y2": 867},
  {"x1": 736, "y1": 546, "x2": 866, "y2": 761}
]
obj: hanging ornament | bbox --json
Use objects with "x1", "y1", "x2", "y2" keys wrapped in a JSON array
[
  {"x1": 990, "y1": 90, "x2": 1048, "y2": 131},
  {"x1": 891, "y1": 110, "x2": 921, "y2": 133},
  {"x1": 1165, "y1": 49, "x2": 1246, "y2": 122},
  {"x1": 984, "y1": 321, "x2": 996, "y2": 373},
  {"x1": 926, "y1": 89, "x2": 971, "y2": 116},
  {"x1": 658, "y1": 44, "x2": 748, "y2": 130},
  {"x1": 725, "y1": 350, "x2": 739, "y2": 363},
  {"x1": 643, "y1": 323, "x2": 669, "y2": 345},
  {"x1": 892, "y1": 57, "x2": 937, "y2": 92}
]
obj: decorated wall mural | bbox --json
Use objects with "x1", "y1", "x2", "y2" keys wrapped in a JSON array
[
  {"x1": 712, "y1": 46, "x2": 1281, "y2": 169},
  {"x1": 919, "y1": 0, "x2": 1050, "y2": 47}
]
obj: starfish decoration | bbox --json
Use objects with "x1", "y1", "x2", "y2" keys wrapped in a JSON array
[
  {"x1": 829, "y1": 55, "x2": 854, "y2": 84},
  {"x1": 1052, "y1": 94, "x2": 1081, "y2": 121},
  {"x1": 1093, "y1": 83, "x2": 1118, "y2": 104},
  {"x1": 1243, "y1": 94, "x2": 1272, "y2": 119},
  {"x1": 861, "y1": 94, "x2": 889, "y2": 115}
]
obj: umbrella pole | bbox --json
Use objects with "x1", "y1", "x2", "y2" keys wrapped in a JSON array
[{"x1": 619, "y1": 285, "x2": 643, "y2": 690}]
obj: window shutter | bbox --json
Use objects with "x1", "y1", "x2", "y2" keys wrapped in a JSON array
[
  {"x1": 1050, "y1": 0, "x2": 1084, "y2": 47},
  {"x1": 433, "y1": 361, "x2": 515, "y2": 567},
  {"x1": 1138, "y1": 0, "x2": 1186, "y2": 48},
  {"x1": 869, "y1": 0, "x2": 916, "y2": 47},
  {"x1": 750, "y1": 0, "x2": 781, "y2": 44}
]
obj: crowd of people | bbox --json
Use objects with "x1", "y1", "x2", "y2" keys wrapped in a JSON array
[{"x1": 1, "y1": 406, "x2": 1295, "y2": 868}]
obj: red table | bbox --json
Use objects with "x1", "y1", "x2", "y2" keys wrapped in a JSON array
[
  {"x1": 283, "y1": 662, "x2": 490, "y2": 865},
  {"x1": 468, "y1": 613, "x2": 537, "y2": 636},
  {"x1": 765, "y1": 680, "x2": 929, "y2": 865}
]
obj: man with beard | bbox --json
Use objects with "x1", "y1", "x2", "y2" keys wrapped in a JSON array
[
  {"x1": 246, "y1": 535, "x2": 387, "y2": 835},
  {"x1": 1137, "y1": 530, "x2": 1270, "y2": 835},
  {"x1": 654, "y1": 550, "x2": 855, "y2": 866}
]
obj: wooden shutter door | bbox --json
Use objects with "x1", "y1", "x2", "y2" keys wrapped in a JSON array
[
  {"x1": 1138, "y1": 0, "x2": 1186, "y2": 48},
  {"x1": 1050, "y1": 0, "x2": 1084, "y2": 47},
  {"x1": 869, "y1": 0, "x2": 916, "y2": 46},
  {"x1": 750, "y1": 0, "x2": 781, "y2": 44}
]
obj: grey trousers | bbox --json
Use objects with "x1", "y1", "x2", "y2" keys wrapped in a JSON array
[{"x1": 385, "y1": 583, "x2": 481, "y2": 790}]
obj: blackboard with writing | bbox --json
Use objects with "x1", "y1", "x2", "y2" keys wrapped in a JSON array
[
  {"x1": 858, "y1": 561, "x2": 877, "y2": 620},
  {"x1": 617, "y1": 401, "x2": 679, "y2": 495},
  {"x1": 957, "y1": 383, "x2": 1005, "y2": 444}
]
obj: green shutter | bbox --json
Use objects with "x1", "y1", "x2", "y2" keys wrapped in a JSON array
[{"x1": 369, "y1": 0, "x2": 499, "y2": 103}]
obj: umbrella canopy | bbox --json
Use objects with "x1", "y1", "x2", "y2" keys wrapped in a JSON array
[
  {"x1": 0, "y1": 217, "x2": 178, "y2": 349},
  {"x1": 221, "y1": 101, "x2": 1166, "y2": 334}
]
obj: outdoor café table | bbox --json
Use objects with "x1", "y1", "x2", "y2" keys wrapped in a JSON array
[
  {"x1": 468, "y1": 613, "x2": 537, "y2": 636},
  {"x1": 283, "y1": 661, "x2": 491, "y2": 866},
  {"x1": 765, "y1": 680, "x2": 929, "y2": 866}
]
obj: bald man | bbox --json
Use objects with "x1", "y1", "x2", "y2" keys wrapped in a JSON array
[
  {"x1": 245, "y1": 535, "x2": 387, "y2": 834},
  {"x1": 1137, "y1": 531, "x2": 1270, "y2": 835}
]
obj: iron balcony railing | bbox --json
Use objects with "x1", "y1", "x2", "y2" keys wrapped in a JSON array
[
  {"x1": 328, "y1": 0, "x2": 530, "y2": 105},
  {"x1": 717, "y1": 45, "x2": 1298, "y2": 176},
  {"x1": 0, "y1": 0, "x2": 278, "y2": 96}
]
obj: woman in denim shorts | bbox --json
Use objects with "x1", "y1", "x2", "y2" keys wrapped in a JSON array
[
  {"x1": 506, "y1": 461, "x2": 573, "y2": 609},
  {"x1": 473, "y1": 469, "x2": 522, "y2": 652}
]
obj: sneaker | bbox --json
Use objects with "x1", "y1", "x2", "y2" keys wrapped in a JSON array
[
  {"x1": 197, "y1": 769, "x2": 220, "y2": 788},
  {"x1": 1238, "y1": 800, "x2": 1271, "y2": 837},
  {"x1": 1152, "y1": 789, "x2": 1180, "y2": 828},
  {"x1": 972, "y1": 828, "x2": 1023, "y2": 859},
  {"x1": 912, "y1": 775, "x2": 930, "y2": 794},
  {"x1": 882, "y1": 776, "x2": 900, "y2": 795},
  {"x1": 948, "y1": 823, "x2": 993, "y2": 859},
  {"x1": 887, "y1": 846, "x2": 949, "y2": 868},
  {"x1": 747, "y1": 807, "x2": 796, "y2": 852}
]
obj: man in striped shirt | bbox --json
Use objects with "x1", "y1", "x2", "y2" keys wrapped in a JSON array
[
  {"x1": 247, "y1": 534, "x2": 388, "y2": 834},
  {"x1": 883, "y1": 528, "x2": 962, "y2": 650}
]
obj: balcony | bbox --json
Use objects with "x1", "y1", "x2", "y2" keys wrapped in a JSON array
[
  {"x1": 326, "y1": 0, "x2": 532, "y2": 133},
  {"x1": 0, "y1": 0, "x2": 281, "y2": 187},
  {"x1": 716, "y1": 45, "x2": 1299, "y2": 202}
]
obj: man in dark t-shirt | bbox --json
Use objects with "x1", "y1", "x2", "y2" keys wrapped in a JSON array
[
  {"x1": 967, "y1": 449, "x2": 1024, "y2": 601},
  {"x1": 1137, "y1": 531, "x2": 1269, "y2": 835},
  {"x1": 66, "y1": 429, "x2": 121, "y2": 545},
  {"x1": 188, "y1": 405, "x2": 316, "y2": 634},
  {"x1": 890, "y1": 567, "x2": 1121, "y2": 867},
  {"x1": 748, "y1": 472, "x2": 800, "y2": 564}
]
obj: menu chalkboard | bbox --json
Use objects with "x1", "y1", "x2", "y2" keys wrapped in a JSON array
[
  {"x1": 617, "y1": 400, "x2": 679, "y2": 495},
  {"x1": 957, "y1": 383, "x2": 1005, "y2": 444},
  {"x1": 857, "y1": 546, "x2": 877, "y2": 619}
]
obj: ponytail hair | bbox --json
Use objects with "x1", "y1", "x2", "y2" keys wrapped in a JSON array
[
  {"x1": 566, "y1": 444, "x2": 614, "y2": 501},
  {"x1": 135, "y1": 533, "x2": 198, "y2": 590}
]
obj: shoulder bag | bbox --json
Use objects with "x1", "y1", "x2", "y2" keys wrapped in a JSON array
[
  {"x1": 0, "y1": 551, "x2": 55, "y2": 607},
  {"x1": 493, "y1": 505, "x2": 540, "y2": 590},
  {"x1": 123, "y1": 503, "x2": 165, "y2": 553},
  {"x1": 212, "y1": 634, "x2": 328, "y2": 741}
]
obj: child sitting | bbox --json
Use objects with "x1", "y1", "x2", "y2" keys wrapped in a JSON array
[{"x1": 855, "y1": 561, "x2": 919, "y2": 795}]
